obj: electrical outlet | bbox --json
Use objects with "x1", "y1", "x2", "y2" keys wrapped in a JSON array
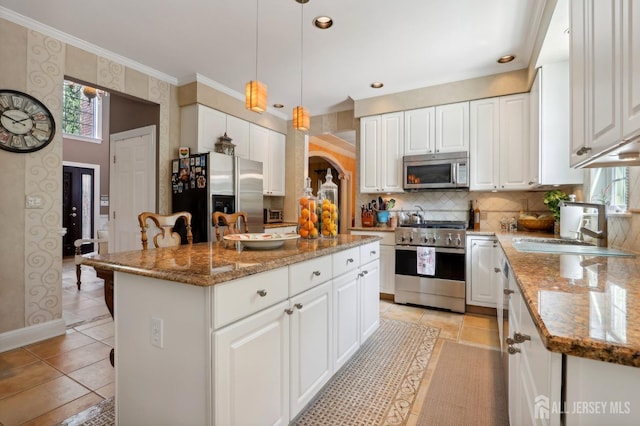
[
  {"x1": 151, "y1": 317, "x2": 164, "y2": 348},
  {"x1": 25, "y1": 195, "x2": 43, "y2": 209}
]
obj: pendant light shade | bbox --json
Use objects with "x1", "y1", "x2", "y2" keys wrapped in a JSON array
[
  {"x1": 246, "y1": 80, "x2": 267, "y2": 112},
  {"x1": 246, "y1": 0, "x2": 267, "y2": 112},
  {"x1": 293, "y1": 105, "x2": 310, "y2": 131}
]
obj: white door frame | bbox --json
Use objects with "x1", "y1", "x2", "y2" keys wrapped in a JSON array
[{"x1": 62, "y1": 161, "x2": 101, "y2": 238}]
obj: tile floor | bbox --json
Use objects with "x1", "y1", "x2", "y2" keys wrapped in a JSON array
[{"x1": 0, "y1": 261, "x2": 500, "y2": 426}]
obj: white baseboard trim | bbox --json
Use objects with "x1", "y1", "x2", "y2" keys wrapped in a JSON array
[{"x1": 0, "y1": 319, "x2": 66, "y2": 353}]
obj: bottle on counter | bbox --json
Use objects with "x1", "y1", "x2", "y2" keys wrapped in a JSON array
[
  {"x1": 509, "y1": 217, "x2": 517, "y2": 233},
  {"x1": 297, "y1": 177, "x2": 319, "y2": 239},
  {"x1": 473, "y1": 200, "x2": 481, "y2": 231},
  {"x1": 319, "y1": 168, "x2": 338, "y2": 238},
  {"x1": 468, "y1": 200, "x2": 475, "y2": 230}
]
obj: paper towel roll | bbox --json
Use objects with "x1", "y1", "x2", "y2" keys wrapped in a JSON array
[{"x1": 560, "y1": 205, "x2": 583, "y2": 239}]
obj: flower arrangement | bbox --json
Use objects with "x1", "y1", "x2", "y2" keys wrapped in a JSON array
[{"x1": 543, "y1": 190, "x2": 570, "y2": 221}]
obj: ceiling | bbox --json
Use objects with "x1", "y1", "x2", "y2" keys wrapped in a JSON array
[{"x1": 0, "y1": 0, "x2": 550, "y2": 120}]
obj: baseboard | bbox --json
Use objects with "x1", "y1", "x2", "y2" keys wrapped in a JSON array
[
  {"x1": 379, "y1": 292, "x2": 394, "y2": 301},
  {"x1": 0, "y1": 319, "x2": 66, "y2": 353},
  {"x1": 465, "y1": 305, "x2": 497, "y2": 317}
]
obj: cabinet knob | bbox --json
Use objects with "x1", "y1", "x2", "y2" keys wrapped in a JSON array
[
  {"x1": 313, "y1": 270, "x2": 321, "y2": 277},
  {"x1": 504, "y1": 289, "x2": 514, "y2": 295},
  {"x1": 362, "y1": 270, "x2": 368, "y2": 275},
  {"x1": 285, "y1": 308, "x2": 294, "y2": 315},
  {"x1": 347, "y1": 258, "x2": 354, "y2": 264},
  {"x1": 494, "y1": 267, "x2": 501, "y2": 273},
  {"x1": 507, "y1": 345, "x2": 521, "y2": 355},
  {"x1": 506, "y1": 337, "x2": 516, "y2": 345},
  {"x1": 295, "y1": 303, "x2": 303, "y2": 310},
  {"x1": 257, "y1": 289, "x2": 267, "y2": 297},
  {"x1": 576, "y1": 146, "x2": 592, "y2": 156},
  {"x1": 370, "y1": 250, "x2": 377, "y2": 255},
  {"x1": 358, "y1": 272, "x2": 364, "y2": 278},
  {"x1": 514, "y1": 333, "x2": 531, "y2": 343}
]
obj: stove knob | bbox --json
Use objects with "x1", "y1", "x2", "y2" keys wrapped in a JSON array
[
  {"x1": 423, "y1": 235, "x2": 428, "y2": 244},
  {"x1": 455, "y1": 235, "x2": 462, "y2": 246},
  {"x1": 446, "y1": 233, "x2": 453, "y2": 245},
  {"x1": 409, "y1": 234, "x2": 414, "y2": 243},
  {"x1": 400, "y1": 235, "x2": 406, "y2": 242}
]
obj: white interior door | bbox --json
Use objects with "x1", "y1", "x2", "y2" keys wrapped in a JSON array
[{"x1": 110, "y1": 125, "x2": 156, "y2": 252}]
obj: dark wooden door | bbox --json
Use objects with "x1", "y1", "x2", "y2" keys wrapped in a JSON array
[{"x1": 62, "y1": 166, "x2": 95, "y2": 257}]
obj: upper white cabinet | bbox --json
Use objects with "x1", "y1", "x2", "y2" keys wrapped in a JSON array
[
  {"x1": 435, "y1": 102, "x2": 470, "y2": 153},
  {"x1": 570, "y1": 0, "x2": 640, "y2": 166},
  {"x1": 360, "y1": 112, "x2": 404, "y2": 193},
  {"x1": 180, "y1": 104, "x2": 250, "y2": 158},
  {"x1": 529, "y1": 63, "x2": 583, "y2": 186},
  {"x1": 470, "y1": 93, "x2": 530, "y2": 191},
  {"x1": 404, "y1": 102, "x2": 469, "y2": 155},
  {"x1": 250, "y1": 124, "x2": 285, "y2": 196}
]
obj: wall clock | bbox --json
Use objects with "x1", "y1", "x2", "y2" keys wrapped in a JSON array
[{"x1": 0, "y1": 89, "x2": 56, "y2": 153}]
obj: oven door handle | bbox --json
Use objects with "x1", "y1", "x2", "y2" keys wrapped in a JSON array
[{"x1": 395, "y1": 245, "x2": 465, "y2": 255}]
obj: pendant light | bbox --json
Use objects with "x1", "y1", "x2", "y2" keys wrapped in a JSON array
[
  {"x1": 293, "y1": 0, "x2": 310, "y2": 131},
  {"x1": 246, "y1": 0, "x2": 267, "y2": 112}
]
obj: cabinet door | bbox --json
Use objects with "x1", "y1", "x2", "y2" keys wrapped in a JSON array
[
  {"x1": 570, "y1": 0, "x2": 589, "y2": 166},
  {"x1": 467, "y1": 238, "x2": 497, "y2": 308},
  {"x1": 249, "y1": 124, "x2": 270, "y2": 194},
  {"x1": 226, "y1": 115, "x2": 250, "y2": 159},
  {"x1": 404, "y1": 107, "x2": 435, "y2": 155},
  {"x1": 360, "y1": 115, "x2": 381, "y2": 193},
  {"x1": 529, "y1": 68, "x2": 541, "y2": 186},
  {"x1": 622, "y1": 0, "x2": 640, "y2": 140},
  {"x1": 198, "y1": 105, "x2": 226, "y2": 153},
  {"x1": 470, "y1": 98, "x2": 500, "y2": 191},
  {"x1": 435, "y1": 101, "x2": 470, "y2": 152},
  {"x1": 507, "y1": 279, "x2": 521, "y2": 426},
  {"x1": 289, "y1": 282, "x2": 333, "y2": 418},
  {"x1": 214, "y1": 300, "x2": 290, "y2": 426},
  {"x1": 379, "y1": 244, "x2": 396, "y2": 295},
  {"x1": 268, "y1": 131, "x2": 286, "y2": 196},
  {"x1": 359, "y1": 260, "x2": 380, "y2": 343},
  {"x1": 333, "y1": 271, "x2": 360, "y2": 371},
  {"x1": 499, "y1": 94, "x2": 530, "y2": 190},
  {"x1": 380, "y1": 112, "x2": 404, "y2": 192}
]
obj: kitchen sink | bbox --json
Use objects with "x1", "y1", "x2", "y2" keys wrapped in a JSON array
[{"x1": 511, "y1": 237, "x2": 636, "y2": 257}]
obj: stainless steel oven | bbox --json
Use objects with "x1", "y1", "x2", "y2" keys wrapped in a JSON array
[{"x1": 394, "y1": 221, "x2": 466, "y2": 313}]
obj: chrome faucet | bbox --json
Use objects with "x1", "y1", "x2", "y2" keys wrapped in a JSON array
[{"x1": 560, "y1": 201, "x2": 608, "y2": 247}]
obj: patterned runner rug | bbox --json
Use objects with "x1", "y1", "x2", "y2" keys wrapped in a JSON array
[{"x1": 61, "y1": 318, "x2": 439, "y2": 426}]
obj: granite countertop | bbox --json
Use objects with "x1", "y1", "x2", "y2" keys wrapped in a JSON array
[
  {"x1": 349, "y1": 226, "x2": 396, "y2": 232},
  {"x1": 496, "y1": 232, "x2": 640, "y2": 367},
  {"x1": 82, "y1": 235, "x2": 379, "y2": 287}
]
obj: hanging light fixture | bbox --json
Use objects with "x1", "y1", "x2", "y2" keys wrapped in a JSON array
[
  {"x1": 246, "y1": 0, "x2": 267, "y2": 112},
  {"x1": 293, "y1": 0, "x2": 310, "y2": 131}
]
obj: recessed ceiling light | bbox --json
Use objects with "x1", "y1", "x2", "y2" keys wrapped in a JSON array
[
  {"x1": 314, "y1": 16, "x2": 333, "y2": 29},
  {"x1": 370, "y1": 82, "x2": 384, "y2": 89},
  {"x1": 273, "y1": 103, "x2": 284, "y2": 109},
  {"x1": 497, "y1": 55, "x2": 515, "y2": 64},
  {"x1": 295, "y1": 0, "x2": 309, "y2": 3}
]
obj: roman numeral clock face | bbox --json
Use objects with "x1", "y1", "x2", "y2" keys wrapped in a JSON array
[{"x1": 0, "y1": 90, "x2": 56, "y2": 153}]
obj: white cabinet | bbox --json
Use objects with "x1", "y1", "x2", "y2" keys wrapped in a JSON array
[
  {"x1": 332, "y1": 270, "x2": 359, "y2": 371},
  {"x1": 359, "y1": 258, "x2": 380, "y2": 343},
  {"x1": 350, "y1": 230, "x2": 395, "y2": 295},
  {"x1": 529, "y1": 63, "x2": 583, "y2": 186},
  {"x1": 360, "y1": 113, "x2": 404, "y2": 193},
  {"x1": 289, "y1": 281, "x2": 333, "y2": 418},
  {"x1": 470, "y1": 94, "x2": 530, "y2": 191},
  {"x1": 404, "y1": 107, "x2": 436, "y2": 155},
  {"x1": 180, "y1": 104, "x2": 250, "y2": 157},
  {"x1": 466, "y1": 236, "x2": 498, "y2": 308},
  {"x1": 570, "y1": 0, "x2": 640, "y2": 167},
  {"x1": 265, "y1": 225, "x2": 297, "y2": 235},
  {"x1": 435, "y1": 101, "x2": 470, "y2": 153},
  {"x1": 250, "y1": 124, "x2": 286, "y2": 196},
  {"x1": 214, "y1": 300, "x2": 290, "y2": 426}
]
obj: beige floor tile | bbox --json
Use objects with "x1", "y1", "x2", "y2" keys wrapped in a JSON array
[
  {"x1": 21, "y1": 392, "x2": 104, "y2": 426},
  {"x1": 382, "y1": 303, "x2": 425, "y2": 323},
  {"x1": 95, "y1": 381, "x2": 116, "y2": 399},
  {"x1": 44, "y1": 341, "x2": 112, "y2": 374},
  {"x1": 78, "y1": 321, "x2": 114, "y2": 341},
  {"x1": 0, "y1": 376, "x2": 90, "y2": 426},
  {"x1": 73, "y1": 304, "x2": 111, "y2": 321},
  {"x1": 459, "y1": 326, "x2": 501, "y2": 349},
  {"x1": 68, "y1": 359, "x2": 114, "y2": 391},
  {"x1": 0, "y1": 361, "x2": 63, "y2": 399},
  {"x1": 62, "y1": 296, "x2": 103, "y2": 312},
  {"x1": 463, "y1": 313, "x2": 498, "y2": 330},
  {"x1": 74, "y1": 317, "x2": 113, "y2": 332},
  {"x1": 0, "y1": 348, "x2": 39, "y2": 370},
  {"x1": 25, "y1": 331, "x2": 97, "y2": 359}
]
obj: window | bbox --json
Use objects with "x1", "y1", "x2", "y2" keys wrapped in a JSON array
[
  {"x1": 62, "y1": 80, "x2": 103, "y2": 141},
  {"x1": 589, "y1": 167, "x2": 629, "y2": 212}
]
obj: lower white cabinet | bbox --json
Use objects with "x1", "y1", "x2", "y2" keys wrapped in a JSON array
[
  {"x1": 360, "y1": 259, "x2": 380, "y2": 343},
  {"x1": 466, "y1": 236, "x2": 498, "y2": 308},
  {"x1": 350, "y1": 230, "x2": 395, "y2": 295},
  {"x1": 214, "y1": 300, "x2": 291, "y2": 426},
  {"x1": 333, "y1": 270, "x2": 360, "y2": 371}
]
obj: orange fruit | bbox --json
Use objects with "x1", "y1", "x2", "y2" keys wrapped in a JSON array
[
  {"x1": 309, "y1": 228, "x2": 318, "y2": 238},
  {"x1": 305, "y1": 220, "x2": 315, "y2": 231},
  {"x1": 322, "y1": 229, "x2": 330, "y2": 236},
  {"x1": 298, "y1": 216, "x2": 307, "y2": 226},
  {"x1": 309, "y1": 201, "x2": 316, "y2": 211},
  {"x1": 331, "y1": 212, "x2": 338, "y2": 221},
  {"x1": 310, "y1": 212, "x2": 318, "y2": 223},
  {"x1": 301, "y1": 208, "x2": 310, "y2": 219},
  {"x1": 299, "y1": 197, "x2": 308, "y2": 207},
  {"x1": 299, "y1": 227, "x2": 309, "y2": 238}
]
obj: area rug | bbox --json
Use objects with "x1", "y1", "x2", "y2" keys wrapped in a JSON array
[
  {"x1": 293, "y1": 319, "x2": 439, "y2": 425},
  {"x1": 61, "y1": 319, "x2": 439, "y2": 426},
  {"x1": 416, "y1": 341, "x2": 508, "y2": 426}
]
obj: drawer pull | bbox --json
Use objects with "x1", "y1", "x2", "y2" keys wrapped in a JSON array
[
  {"x1": 313, "y1": 271, "x2": 321, "y2": 277},
  {"x1": 514, "y1": 333, "x2": 531, "y2": 343},
  {"x1": 257, "y1": 289, "x2": 267, "y2": 297},
  {"x1": 285, "y1": 308, "x2": 294, "y2": 315},
  {"x1": 507, "y1": 345, "x2": 521, "y2": 355},
  {"x1": 347, "y1": 258, "x2": 354, "y2": 264},
  {"x1": 370, "y1": 250, "x2": 377, "y2": 255},
  {"x1": 504, "y1": 289, "x2": 514, "y2": 295},
  {"x1": 494, "y1": 267, "x2": 501, "y2": 273},
  {"x1": 362, "y1": 270, "x2": 368, "y2": 275},
  {"x1": 295, "y1": 303, "x2": 303, "y2": 310}
]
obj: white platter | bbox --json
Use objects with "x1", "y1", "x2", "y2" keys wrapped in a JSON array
[{"x1": 223, "y1": 233, "x2": 300, "y2": 249}]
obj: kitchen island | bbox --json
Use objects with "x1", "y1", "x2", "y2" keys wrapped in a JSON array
[
  {"x1": 490, "y1": 232, "x2": 640, "y2": 425},
  {"x1": 83, "y1": 235, "x2": 381, "y2": 425}
]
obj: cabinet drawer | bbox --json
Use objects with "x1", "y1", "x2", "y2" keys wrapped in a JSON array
[
  {"x1": 332, "y1": 247, "x2": 360, "y2": 277},
  {"x1": 289, "y1": 255, "x2": 332, "y2": 296},
  {"x1": 213, "y1": 267, "x2": 288, "y2": 329},
  {"x1": 360, "y1": 241, "x2": 380, "y2": 264}
]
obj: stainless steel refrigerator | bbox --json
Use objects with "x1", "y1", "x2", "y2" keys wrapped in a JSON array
[{"x1": 171, "y1": 152, "x2": 263, "y2": 243}]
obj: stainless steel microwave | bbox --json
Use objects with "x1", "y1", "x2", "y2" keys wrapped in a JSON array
[{"x1": 403, "y1": 152, "x2": 469, "y2": 190}]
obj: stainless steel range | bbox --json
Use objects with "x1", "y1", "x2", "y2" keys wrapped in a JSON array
[{"x1": 394, "y1": 220, "x2": 466, "y2": 313}]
